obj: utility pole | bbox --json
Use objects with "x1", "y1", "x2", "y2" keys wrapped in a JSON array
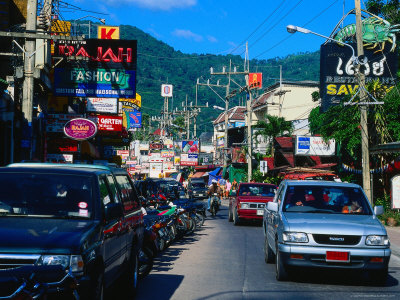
[
  {"x1": 355, "y1": 0, "x2": 372, "y2": 203},
  {"x1": 22, "y1": 0, "x2": 38, "y2": 158}
]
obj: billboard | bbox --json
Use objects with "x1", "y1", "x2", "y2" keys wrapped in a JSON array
[
  {"x1": 295, "y1": 136, "x2": 336, "y2": 156},
  {"x1": 182, "y1": 140, "x2": 199, "y2": 153},
  {"x1": 98, "y1": 25, "x2": 120, "y2": 40},
  {"x1": 320, "y1": 42, "x2": 397, "y2": 112},
  {"x1": 180, "y1": 153, "x2": 198, "y2": 166},
  {"x1": 86, "y1": 97, "x2": 118, "y2": 113},
  {"x1": 53, "y1": 39, "x2": 137, "y2": 98}
]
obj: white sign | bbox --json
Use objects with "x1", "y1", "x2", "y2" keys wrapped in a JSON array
[
  {"x1": 260, "y1": 161, "x2": 268, "y2": 174},
  {"x1": 161, "y1": 84, "x2": 173, "y2": 97},
  {"x1": 86, "y1": 98, "x2": 118, "y2": 113},
  {"x1": 295, "y1": 136, "x2": 336, "y2": 156},
  {"x1": 392, "y1": 175, "x2": 400, "y2": 209}
]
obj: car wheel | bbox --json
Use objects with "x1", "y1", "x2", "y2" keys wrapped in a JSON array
[
  {"x1": 139, "y1": 246, "x2": 154, "y2": 279},
  {"x1": 228, "y1": 206, "x2": 233, "y2": 222},
  {"x1": 233, "y1": 208, "x2": 240, "y2": 226},
  {"x1": 275, "y1": 245, "x2": 288, "y2": 281},
  {"x1": 264, "y1": 236, "x2": 274, "y2": 263},
  {"x1": 369, "y1": 267, "x2": 388, "y2": 286}
]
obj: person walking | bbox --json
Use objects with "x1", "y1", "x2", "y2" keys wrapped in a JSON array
[
  {"x1": 225, "y1": 179, "x2": 231, "y2": 197},
  {"x1": 231, "y1": 178, "x2": 239, "y2": 192}
]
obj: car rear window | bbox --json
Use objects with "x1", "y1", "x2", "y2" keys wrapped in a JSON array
[
  {"x1": 282, "y1": 185, "x2": 372, "y2": 215},
  {"x1": 0, "y1": 173, "x2": 93, "y2": 219},
  {"x1": 239, "y1": 185, "x2": 276, "y2": 197}
]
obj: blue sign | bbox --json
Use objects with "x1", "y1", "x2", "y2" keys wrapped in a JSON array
[
  {"x1": 297, "y1": 137, "x2": 310, "y2": 150},
  {"x1": 234, "y1": 121, "x2": 245, "y2": 128},
  {"x1": 128, "y1": 110, "x2": 142, "y2": 128}
]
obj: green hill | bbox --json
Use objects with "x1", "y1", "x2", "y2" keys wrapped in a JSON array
[{"x1": 81, "y1": 23, "x2": 320, "y2": 134}]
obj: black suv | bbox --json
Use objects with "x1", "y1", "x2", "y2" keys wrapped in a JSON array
[
  {"x1": 188, "y1": 178, "x2": 208, "y2": 200},
  {"x1": 0, "y1": 163, "x2": 144, "y2": 298}
]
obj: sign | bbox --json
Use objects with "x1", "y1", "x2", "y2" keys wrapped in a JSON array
[
  {"x1": 89, "y1": 115, "x2": 122, "y2": 132},
  {"x1": 51, "y1": 20, "x2": 71, "y2": 36},
  {"x1": 128, "y1": 110, "x2": 142, "y2": 128},
  {"x1": 149, "y1": 143, "x2": 163, "y2": 150},
  {"x1": 320, "y1": 42, "x2": 398, "y2": 112},
  {"x1": 161, "y1": 150, "x2": 175, "y2": 158},
  {"x1": 180, "y1": 153, "x2": 198, "y2": 166},
  {"x1": 182, "y1": 140, "x2": 199, "y2": 153},
  {"x1": 174, "y1": 156, "x2": 181, "y2": 165},
  {"x1": 161, "y1": 84, "x2": 173, "y2": 97},
  {"x1": 98, "y1": 25, "x2": 120, "y2": 40},
  {"x1": 86, "y1": 97, "x2": 118, "y2": 113},
  {"x1": 234, "y1": 121, "x2": 245, "y2": 128},
  {"x1": 46, "y1": 114, "x2": 84, "y2": 133},
  {"x1": 295, "y1": 136, "x2": 336, "y2": 156},
  {"x1": 47, "y1": 138, "x2": 79, "y2": 153},
  {"x1": 119, "y1": 96, "x2": 141, "y2": 111},
  {"x1": 249, "y1": 73, "x2": 262, "y2": 89},
  {"x1": 217, "y1": 135, "x2": 225, "y2": 149},
  {"x1": 198, "y1": 153, "x2": 213, "y2": 165},
  {"x1": 64, "y1": 118, "x2": 97, "y2": 141},
  {"x1": 260, "y1": 161, "x2": 268, "y2": 174},
  {"x1": 117, "y1": 150, "x2": 129, "y2": 157},
  {"x1": 392, "y1": 175, "x2": 400, "y2": 209}
]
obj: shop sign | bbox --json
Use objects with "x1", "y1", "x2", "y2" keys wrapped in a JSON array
[
  {"x1": 248, "y1": 72, "x2": 262, "y2": 89},
  {"x1": 64, "y1": 118, "x2": 97, "y2": 141},
  {"x1": 89, "y1": 115, "x2": 122, "y2": 132},
  {"x1": 128, "y1": 110, "x2": 141, "y2": 128},
  {"x1": 161, "y1": 150, "x2": 175, "y2": 158},
  {"x1": 150, "y1": 143, "x2": 163, "y2": 150},
  {"x1": 117, "y1": 150, "x2": 129, "y2": 157},
  {"x1": 86, "y1": 97, "x2": 118, "y2": 113},
  {"x1": 119, "y1": 97, "x2": 141, "y2": 110},
  {"x1": 47, "y1": 138, "x2": 79, "y2": 153},
  {"x1": 180, "y1": 153, "x2": 198, "y2": 166},
  {"x1": 47, "y1": 114, "x2": 84, "y2": 133},
  {"x1": 98, "y1": 25, "x2": 120, "y2": 40},
  {"x1": 295, "y1": 136, "x2": 335, "y2": 156}
]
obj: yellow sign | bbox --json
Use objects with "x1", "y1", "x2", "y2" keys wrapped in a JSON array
[
  {"x1": 120, "y1": 93, "x2": 141, "y2": 128},
  {"x1": 51, "y1": 20, "x2": 71, "y2": 36},
  {"x1": 98, "y1": 26, "x2": 120, "y2": 40}
]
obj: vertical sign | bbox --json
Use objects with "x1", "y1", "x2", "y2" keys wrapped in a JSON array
[
  {"x1": 249, "y1": 73, "x2": 262, "y2": 89},
  {"x1": 98, "y1": 26, "x2": 120, "y2": 39},
  {"x1": 161, "y1": 84, "x2": 173, "y2": 97},
  {"x1": 392, "y1": 175, "x2": 400, "y2": 209}
]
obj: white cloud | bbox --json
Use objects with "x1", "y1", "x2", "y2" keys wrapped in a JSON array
[
  {"x1": 110, "y1": 0, "x2": 197, "y2": 10},
  {"x1": 207, "y1": 35, "x2": 218, "y2": 43},
  {"x1": 172, "y1": 29, "x2": 203, "y2": 42}
]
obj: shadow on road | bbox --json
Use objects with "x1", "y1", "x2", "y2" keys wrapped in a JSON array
[{"x1": 136, "y1": 274, "x2": 184, "y2": 299}]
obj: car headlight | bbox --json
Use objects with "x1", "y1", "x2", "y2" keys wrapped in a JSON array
[
  {"x1": 282, "y1": 232, "x2": 309, "y2": 243},
  {"x1": 366, "y1": 235, "x2": 389, "y2": 246},
  {"x1": 241, "y1": 203, "x2": 249, "y2": 209},
  {"x1": 37, "y1": 255, "x2": 84, "y2": 273}
]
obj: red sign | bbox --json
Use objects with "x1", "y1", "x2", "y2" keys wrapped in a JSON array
[
  {"x1": 47, "y1": 138, "x2": 79, "y2": 153},
  {"x1": 249, "y1": 73, "x2": 262, "y2": 89},
  {"x1": 90, "y1": 115, "x2": 122, "y2": 132}
]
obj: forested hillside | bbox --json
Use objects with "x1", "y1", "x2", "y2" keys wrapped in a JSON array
[{"x1": 83, "y1": 23, "x2": 320, "y2": 133}]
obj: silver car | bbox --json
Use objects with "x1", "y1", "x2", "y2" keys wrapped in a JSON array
[{"x1": 263, "y1": 180, "x2": 390, "y2": 283}]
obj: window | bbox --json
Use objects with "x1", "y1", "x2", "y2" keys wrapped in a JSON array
[
  {"x1": 106, "y1": 175, "x2": 120, "y2": 203},
  {"x1": 115, "y1": 175, "x2": 139, "y2": 213},
  {"x1": 99, "y1": 177, "x2": 113, "y2": 206}
]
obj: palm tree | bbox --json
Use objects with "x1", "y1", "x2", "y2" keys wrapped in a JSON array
[{"x1": 254, "y1": 114, "x2": 293, "y2": 157}]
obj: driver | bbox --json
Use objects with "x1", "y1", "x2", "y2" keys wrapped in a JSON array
[{"x1": 207, "y1": 179, "x2": 220, "y2": 211}]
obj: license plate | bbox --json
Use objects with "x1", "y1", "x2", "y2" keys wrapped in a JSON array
[
  {"x1": 198, "y1": 194, "x2": 203, "y2": 197},
  {"x1": 257, "y1": 210, "x2": 264, "y2": 216},
  {"x1": 326, "y1": 251, "x2": 349, "y2": 262}
]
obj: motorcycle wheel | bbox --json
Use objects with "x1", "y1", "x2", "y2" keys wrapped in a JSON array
[
  {"x1": 139, "y1": 246, "x2": 154, "y2": 279},
  {"x1": 195, "y1": 213, "x2": 205, "y2": 227},
  {"x1": 186, "y1": 217, "x2": 196, "y2": 235}
]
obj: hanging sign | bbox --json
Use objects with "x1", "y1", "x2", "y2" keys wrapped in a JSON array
[{"x1": 64, "y1": 118, "x2": 97, "y2": 141}]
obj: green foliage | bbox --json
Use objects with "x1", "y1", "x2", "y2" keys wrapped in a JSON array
[
  {"x1": 375, "y1": 194, "x2": 392, "y2": 211},
  {"x1": 263, "y1": 176, "x2": 283, "y2": 186}
]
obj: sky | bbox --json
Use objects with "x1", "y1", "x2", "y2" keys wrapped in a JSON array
[{"x1": 61, "y1": 0, "x2": 366, "y2": 60}]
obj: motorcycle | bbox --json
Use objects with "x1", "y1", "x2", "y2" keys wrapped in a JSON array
[{"x1": 210, "y1": 193, "x2": 219, "y2": 216}]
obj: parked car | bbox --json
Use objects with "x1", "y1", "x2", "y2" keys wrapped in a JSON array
[
  {"x1": 188, "y1": 178, "x2": 208, "y2": 200},
  {"x1": 228, "y1": 183, "x2": 277, "y2": 225},
  {"x1": 0, "y1": 163, "x2": 144, "y2": 298},
  {"x1": 263, "y1": 180, "x2": 390, "y2": 283}
]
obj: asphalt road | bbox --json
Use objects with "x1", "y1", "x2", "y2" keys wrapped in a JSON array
[{"x1": 123, "y1": 200, "x2": 400, "y2": 300}]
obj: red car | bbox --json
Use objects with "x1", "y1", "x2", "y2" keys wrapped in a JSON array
[{"x1": 228, "y1": 183, "x2": 277, "y2": 225}]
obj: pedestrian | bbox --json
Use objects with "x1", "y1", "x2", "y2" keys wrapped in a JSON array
[
  {"x1": 231, "y1": 178, "x2": 239, "y2": 192},
  {"x1": 225, "y1": 179, "x2": 231, "y2": 197}
]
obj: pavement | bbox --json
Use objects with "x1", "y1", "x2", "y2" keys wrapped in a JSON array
[{"x1": 386, "y1": 225, "x2": 400, "y2": 258}]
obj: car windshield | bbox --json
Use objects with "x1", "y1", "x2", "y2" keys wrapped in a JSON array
[
  {"x1": 0, "y1": 173, "x2": 93, "y2": 219},
  {"x1": 192, "y1": 182, "x2": 205, "y2": 188},
  {"x1": 282, "y1": 185, "x2": 372, "y2": 215},
  {"x1": 239, "y1": 185, "x2": 276, "y2": 197}
]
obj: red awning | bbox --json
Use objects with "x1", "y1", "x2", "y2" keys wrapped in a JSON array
[{"x1": 191, "y1": 172, "x2": 206, "y2": 178}]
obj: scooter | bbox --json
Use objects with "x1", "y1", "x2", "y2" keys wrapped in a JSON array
[{"x1": 210, "y1": 193, "x2": 219, "y2": 216}]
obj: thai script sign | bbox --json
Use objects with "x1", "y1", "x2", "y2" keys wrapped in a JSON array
[
  {"x1": 86, "y1": 97, "x2": 118, "y2": 113},
  {"x1": 320, "y1": 43, "x2": 398, "y2": 111},
  {"x1": 295, "y1": 136, "x2": 336, "y2": 156},
  {"x1": 64, "y1": 118, "x2": 97, "y2": 141},
  {"x1": 248, "y1": 73, "x2": 262, "y2": 89}
]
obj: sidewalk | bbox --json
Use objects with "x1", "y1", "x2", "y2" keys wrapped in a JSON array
[{"x1": 386, "y1": 226, "x2": 400, "y2": 257}]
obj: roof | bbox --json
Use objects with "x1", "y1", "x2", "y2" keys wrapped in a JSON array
[
  {"x1": 245, "y1": 92, "x2": 273, "y2": 112},
  {"x1": 3, "y1": 163, "x2": 111, "y2": 175},
  {"x1": 275, "y1": 137, "x2": 293, "y2": 149},
  {"x1": 284, "y1": 180, "x2": 359, "y2": 188},
  {"x1": 283, "y1": 153, "x2": 295, "y2": 167},
  {"x1": 264, "y1": 80, "x2": 319, "y2": 93},
  {"x1": 213, "y1": 106, "x2": 245, "y2": 125},
  {"x1": 152, "y1": 128, "x2": 166, "y2": 136}
]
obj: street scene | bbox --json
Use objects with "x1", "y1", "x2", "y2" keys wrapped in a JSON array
[{"x1": 0, "y1": 0, "x2": 400, "y2": 299}]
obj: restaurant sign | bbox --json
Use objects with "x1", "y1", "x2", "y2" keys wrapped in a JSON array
[{"x1": 64, "y1": 118, "x2": 97, "y2": 141}]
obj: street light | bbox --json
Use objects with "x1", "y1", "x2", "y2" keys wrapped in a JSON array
[
  {"x1": 286, "y1": 25, "x2": 356, "y2": 60},
  {"x1": 74, "y1": 15, "x2": 106, "y2": 39}
]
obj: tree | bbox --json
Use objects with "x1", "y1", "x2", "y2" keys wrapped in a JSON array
[{"x1": 254, "y1": 115, "x2": 293, "y2": 157}]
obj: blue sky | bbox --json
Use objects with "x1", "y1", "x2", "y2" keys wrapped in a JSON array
[{"x1": 62, "y1": 0, "x2": 365, "y2": 60}]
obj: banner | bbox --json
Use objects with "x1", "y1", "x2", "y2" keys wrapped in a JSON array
[{"x1": 295, "y1": 136, "x2": 335, "y2": 156}]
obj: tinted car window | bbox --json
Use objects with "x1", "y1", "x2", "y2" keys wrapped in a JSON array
[
  {"x1": 239, "y1": 185, "x2": 276, "y2": 197},
  {"x1": 115, "y1": 175, "x2": 139, "y2": 212},
  {"x1": 192, "y1": 182, "x2": 205, "y2": 188},
  {"x1": 282, "y1": 185, "x2": 372, "y2": 214},
  {"x1": 0, "y1": 173, "x2": 93, "y2": 219}
]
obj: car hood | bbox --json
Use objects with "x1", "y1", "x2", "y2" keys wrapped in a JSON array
[
  {"x1": 192, "y1": 187, "x2": 207, "y2": 192},
  {"x1": 282, "y1": 213, "x2": 386, "y2": 236},
  {"x1": 0, "y1": 218, "x2": 101, "y2": 254}
]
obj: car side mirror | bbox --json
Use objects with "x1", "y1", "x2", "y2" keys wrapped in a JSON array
[
  {"x1": 374, "y1": 205, "x2": 384, "y2": 216},
  {"x1": 267, "y1": 202, "x2": 278, "y2": 212},
  {"x1": 104, "y1": 202, "x2": 123, "y2": 221}
]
